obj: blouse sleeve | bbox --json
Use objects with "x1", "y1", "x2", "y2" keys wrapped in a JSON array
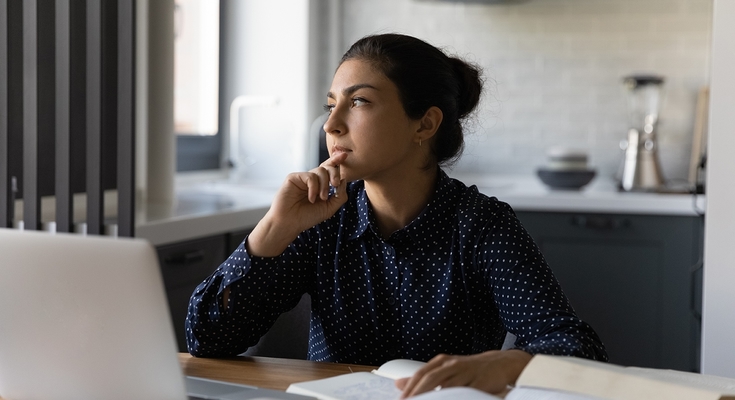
[
  {"x1": 480, "y1": 204, "x2": 608, "y2": 361},
  {"x1": 185, "y1": 231, "x2": 317, "y2": 357}
]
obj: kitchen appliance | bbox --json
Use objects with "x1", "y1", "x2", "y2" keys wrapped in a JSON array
[{"x1": 618, "y1": 75, "x2": 666, "y2": 192}]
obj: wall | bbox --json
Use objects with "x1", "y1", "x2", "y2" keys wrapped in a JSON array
[
  {"x1": 701, "y1": 0, "x2": 735, "y2": 378},
  {"x1": 336, "y1": 0, "x2": 712, "y2": 179}
]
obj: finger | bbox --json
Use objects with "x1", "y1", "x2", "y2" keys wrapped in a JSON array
[
  {"x1": 319, "y1": 153, "x2": 348, "y2": 188},
  {"x1": 304, "y1": 168, "x2": 329, "y2": 203},
  {"x1": 395, "y1": 378, "x2": 410, "y2": 390},
  {"x1": 304, "y1": 173, "x2": 321, "y2": 203},
  {"x1": 332, "y1": 164, "x2": 341, "y2": 187},
  {"x1": 310, "y1": 167, "x2": 331, "y2": 201},
  {"x1": 400, "y1": 355, "x2": 450, "y2": 398},
  {"x1": 404, "y1": 366, "x2": 460, "y2": 398},
  {"x1": 335, "y1": 178, "x2": 347, "y2": 200},
  {"x1": 321, "y1": 151, "x2": 348, "y2": 168}
]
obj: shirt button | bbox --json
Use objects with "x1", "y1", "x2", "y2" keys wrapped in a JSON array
[
  {"x1": 387, "y1": 247, "x2": 395, "y2": 256},
  {"x1": 235, "y1": 267, "x2": 243, "y2": 276},
  {"x1": 387, "y1": 297, "x2": 396, "y2": 306}
]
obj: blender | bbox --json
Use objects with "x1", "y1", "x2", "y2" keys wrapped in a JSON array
[{"x1": 618, "y1": 75, "x2": 665, "y2": 192}]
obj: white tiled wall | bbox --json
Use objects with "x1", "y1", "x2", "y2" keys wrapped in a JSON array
[{"x1": 339, "y1": 0, "x2": 712, "y2": 180}]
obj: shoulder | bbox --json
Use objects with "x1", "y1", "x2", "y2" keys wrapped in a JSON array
[{"x1": 445, "y1": 175, "x2": 517, "y2": 226}]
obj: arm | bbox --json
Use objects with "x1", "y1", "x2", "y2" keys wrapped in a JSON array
[
  {"x1": 185, "y1": 154, "x2": 348, "y2": 357},
  {"x1": 398, "y1": 203, "x2": 607, "y2": 397},
  {"x1": 185, "y1": 236, "x2": 316, "y2": 357},
  {"x1": 487, "y1": 206, "x2": 607, "y2": 361}
]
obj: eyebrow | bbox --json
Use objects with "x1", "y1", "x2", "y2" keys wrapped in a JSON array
[{"x1": 327, "y1": 83, "x2": 378, "y2": 100}]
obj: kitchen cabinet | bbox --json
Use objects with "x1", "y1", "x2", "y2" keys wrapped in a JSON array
[
  {"x1": 156, "y1": 234, "x2": 228, "y2": 351},
  {"x1": 515, "y1": 211, "x2": 703, "y2": 372}
]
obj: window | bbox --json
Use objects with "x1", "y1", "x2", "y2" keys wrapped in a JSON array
[{"x1": 174, "y1": 0, "x2": 222, "y2": 171}]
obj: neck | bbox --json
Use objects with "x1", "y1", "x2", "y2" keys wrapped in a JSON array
[{"x1": 364, "y1": 166, "x2": 438, "y2": 239}]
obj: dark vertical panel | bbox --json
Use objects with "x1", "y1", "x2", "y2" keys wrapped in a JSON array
[
  {"x1": 117, "y1": 0, "x2": 134, "y2": 237},
  {"x1": 69, "y1": 0, "x2": 85, "y2": 197},
  {"x1": 37, "y1": 3, "x2": 56, "y2": 206},
  {"x1": 22, "y1": 0, "x2": 39, "y2": 230},
  {"x1": 55, "y1": 0, "x2": 71, "y2": 232},
  {"x1": 0, "y1": 0, "x2": 9, "y2": 227},
  {"x1": 6, "y1": 0, "x2": 21, "y2": 221},
  {"x1": 101, "y1": 0, "x2": 117, "y2": 209},
  {"x1": 86, "y1": 0, "x2": 102, "y2": 235}
]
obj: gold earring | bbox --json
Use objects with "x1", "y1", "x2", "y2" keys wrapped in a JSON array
[{"x1": 419, "y1": 138, "x2": 422, "y2": 147}]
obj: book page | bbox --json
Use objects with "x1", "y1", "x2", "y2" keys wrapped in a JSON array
[
  {"x1": 506, "y1": 387, "x2": 606, "y2": 400},
  {"x1": 516, "y1": 355, "x2": 734, "y2": 400},
  {"x1": 411, "y1": 387, "x2": 504, "y2": 399},
  {"x1": 286, "y1": 371, "x2": 401, "y2": 400},
  {"x1": 373, "y1": 359, "x2": 427, "y2": 380},
  {"x1": 626, "y1": 367, "x2": 735, "y2": 394}
]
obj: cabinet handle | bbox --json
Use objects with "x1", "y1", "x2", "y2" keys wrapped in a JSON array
[
  {"x1": 570, "y1": 216, "x2": 630, "y2": 230},
  {"x1": 164, "y1": 249, "x2": 205, "y2": 266}
]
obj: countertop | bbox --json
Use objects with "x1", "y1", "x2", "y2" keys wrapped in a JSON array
[{"x1": 135, "y1": 174, "x2": 705, "y2": 246}]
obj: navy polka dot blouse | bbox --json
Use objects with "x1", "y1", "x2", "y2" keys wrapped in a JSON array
[{"x1": 186, "y1": 169, "x2": 608, "y2": 365}]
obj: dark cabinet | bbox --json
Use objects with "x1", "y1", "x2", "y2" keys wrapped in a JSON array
[
  {"x1": 156, "y1": 234, "x2": 227, "y2": 351},
  {"x1": 515, "y1": 211, "x2": 703, "y2": 372}
]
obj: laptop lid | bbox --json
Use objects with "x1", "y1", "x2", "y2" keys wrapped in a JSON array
[{"x1": 0, "y1": 229, "x2": 188, "y2": 400}]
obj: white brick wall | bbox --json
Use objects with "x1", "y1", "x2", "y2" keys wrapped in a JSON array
[{"x1": 339, "y1": 0, "x2": 712, "y2": 180}]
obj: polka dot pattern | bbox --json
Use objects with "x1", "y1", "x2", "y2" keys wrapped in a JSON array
[{"x1": 186, "y1": 170, "x2": 608, "y2": 365}]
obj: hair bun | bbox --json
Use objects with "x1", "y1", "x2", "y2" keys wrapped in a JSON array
[{"x1": 449, "y1": 57, "x2": 483, "y2": 119}]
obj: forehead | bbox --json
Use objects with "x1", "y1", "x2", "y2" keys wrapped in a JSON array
[{"x1": 330, "y1": 59, "x2": 391, "y2": 92}]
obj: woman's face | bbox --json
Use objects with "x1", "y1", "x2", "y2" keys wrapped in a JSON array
[{"x1": 323, "y1": 59, "x2": 423, "y2": 183}]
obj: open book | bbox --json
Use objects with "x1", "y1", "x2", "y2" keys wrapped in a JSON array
[
  {"x1": 286, "y1": 359, "x2": 430, "y2": 400},
  {"x1": 511, "y1": 354, "x2": 735, "y2": 400},
  {"x1": 286, "y1": 355, "x2": 735, "y2": 400}
]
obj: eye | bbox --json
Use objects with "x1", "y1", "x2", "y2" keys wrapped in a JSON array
[
  {"x1": 323, "y1": 103, "x2": 335, "y2": 114},
  {"x1": 352, "y1": 97, "x2": 369, "y2": 107}
]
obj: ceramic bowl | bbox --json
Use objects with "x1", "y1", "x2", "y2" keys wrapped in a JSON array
[{"x1": 537, "y1": 168, "x2": 596, "y2": 190}]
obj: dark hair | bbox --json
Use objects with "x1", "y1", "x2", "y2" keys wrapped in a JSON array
[{"x1": 340, "y1": 33, "x2": 483, "y2": 166}]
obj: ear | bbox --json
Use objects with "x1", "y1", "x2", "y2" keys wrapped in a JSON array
[{"x1": 415, "y1": 106, "x2": 443, "y2": 144}]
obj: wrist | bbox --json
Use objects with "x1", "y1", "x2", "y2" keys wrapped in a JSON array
[
  {"x1": 503, "y1": 349, "x2": 533, "y2": 385},
  {"x1": 246, "y1": 213, "x2": 301, "y2": 257}
]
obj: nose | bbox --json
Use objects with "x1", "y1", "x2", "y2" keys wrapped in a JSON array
[{"x1": 323, "y1": 109, "x2": 345, "y2": 137}]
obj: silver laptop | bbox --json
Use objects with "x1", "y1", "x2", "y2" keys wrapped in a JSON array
[{"x1": 0, "y1": 228, "x2": 310, "y2": 400}]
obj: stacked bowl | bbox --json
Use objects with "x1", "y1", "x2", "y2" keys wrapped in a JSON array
[{"x1": 537, "y1": 147, "x2": 596, "y2": 190}]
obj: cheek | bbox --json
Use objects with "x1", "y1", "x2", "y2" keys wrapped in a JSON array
[{"x1": 325, "y1": 134, "x2": 334, "y2": 153}]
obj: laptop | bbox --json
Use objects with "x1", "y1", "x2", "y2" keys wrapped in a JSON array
[{"x1": 0, "y1": 228, "x2": 311, "y2": 400}]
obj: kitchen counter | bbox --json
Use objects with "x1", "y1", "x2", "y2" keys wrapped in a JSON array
[
  {"x1": 136, "y1": 181, "x2": 277, "y2": 246},
  {"x1": 135, "y1": 174, "x2": 705, "y2": 246},
  {"x1": 452, "y1": 173, "x2": 706, "y2": 217}
]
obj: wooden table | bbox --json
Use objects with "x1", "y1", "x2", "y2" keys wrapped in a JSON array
[{"x1": 179, "y1": 353, "x2": 376, "y2": 391}]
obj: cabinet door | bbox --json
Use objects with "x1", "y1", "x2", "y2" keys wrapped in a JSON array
[
  {"x1": 515, "y1": 212, "x2": 702, "y2": 372},
  {"x1": 156, "y1": 235, "x2": 227, "y2": 351}
]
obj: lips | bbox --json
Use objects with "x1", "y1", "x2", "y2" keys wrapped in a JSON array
[{"x1": 332, "y1": 145, "x2": 352, "y2": 156}]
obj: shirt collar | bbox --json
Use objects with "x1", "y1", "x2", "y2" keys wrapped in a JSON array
[{"x1": 347, "y1": 169, "x2": 461, "y2": 247}]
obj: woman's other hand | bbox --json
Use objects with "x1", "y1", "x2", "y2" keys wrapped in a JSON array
[
  {"x1": 396, "y1": 350, "x2": 533, "y2": 398},
  {"x1": 246, "y1": 152, "x2": 349, "y2": 257}
]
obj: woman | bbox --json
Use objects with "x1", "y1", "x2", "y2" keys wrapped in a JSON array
[{"x1": 186, "y1": 33, "x2": 607, "y2": 397}]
